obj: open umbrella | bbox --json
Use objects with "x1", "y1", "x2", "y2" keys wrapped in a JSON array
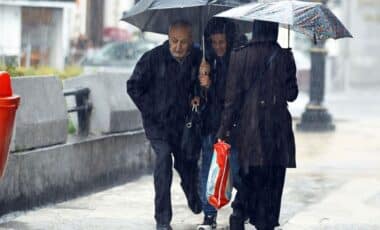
[
  {"x1": 215, "y1": 0, "x2": 353, "y2": 45},
  {"x1": 121, "y1": 0, "x2": 249, "y2": 47}
]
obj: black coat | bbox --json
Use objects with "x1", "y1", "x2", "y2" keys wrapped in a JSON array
[
  {"x1": 200, "y1": 55, "x2": 230, "y2": 136},
  {"x1": 127, "y1": 41, "x2": 202, "y2": 141},
  {"x1": 217, "y1": 41, "x2": 298, "y2": 171}
]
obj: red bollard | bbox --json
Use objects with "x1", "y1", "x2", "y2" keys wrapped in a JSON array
[{"x1": 0, "y1": 71, "x2": 20, "y2": 178}]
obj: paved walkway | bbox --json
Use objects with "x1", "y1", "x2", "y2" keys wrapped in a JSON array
[{"x1": 1, "y1": 89, "x2": 380, "y2": 229}]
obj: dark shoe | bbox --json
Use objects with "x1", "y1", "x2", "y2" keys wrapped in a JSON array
[
  {"x1": 156, "y1": 224, "x2": 172, "y2": 230},
  {"x1": 188, "y1": 194, "x2": 202, "y2": 214},
  {"x1": 232, "y1": 207, "x2": 250, "y2": 223},
  {"x1": 255, "y1": 226, "x2": 275, "y2": 230},
  {"x1": 181, "y1": 182, "x2": 202, "y2": 214},
  {"x1": 229, "y1": 213, "x2": 245, "y2": 230},
  {"x1": 197, "y1": 215, "x2": 217, "y2": 229}
]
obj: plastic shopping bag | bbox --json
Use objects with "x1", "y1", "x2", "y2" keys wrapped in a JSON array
[{"x1": 206, "y1": 141, "x2": 232, "y2": 209}]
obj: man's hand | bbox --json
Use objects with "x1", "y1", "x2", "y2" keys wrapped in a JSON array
[
  {"x1": 199, "y1": 59, "x2": 211, "y2": 88},
  {"x1": 191, "y1": 96, "x2": 200, "y2": 106}
]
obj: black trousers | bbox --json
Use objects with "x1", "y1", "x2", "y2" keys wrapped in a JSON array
[
  {"x1": 150, "y1": 138, "x2": 199, "y2": 225},
  {"x1": 232, "y1": 166, "x2": 286, "y2": 230}
]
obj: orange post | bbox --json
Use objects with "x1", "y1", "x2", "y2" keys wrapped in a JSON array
[{"x1": 0, "y1": 71, "x2": 20, "y2": 178}]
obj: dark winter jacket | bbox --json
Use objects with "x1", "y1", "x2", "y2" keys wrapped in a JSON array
[
  {"x1": 200, "y1": 54, "x2": 230, "y2": 136},
  {"x1": 127, "y1": 41, "x2": 202, "y2": 141},
  {"x1": 200, "y1": 20, "x2": 236, "y2": 137},
  {"x1": 216, "y1": 41, "x2": 298, "y2": 171}
]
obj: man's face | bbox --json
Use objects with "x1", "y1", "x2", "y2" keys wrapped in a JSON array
[
  {"x1": 169, "y1": 26, "x2": 192, "y2": 59},
  {"x1": 211, "y1": 33, "x2": 227, "y2": 57}
]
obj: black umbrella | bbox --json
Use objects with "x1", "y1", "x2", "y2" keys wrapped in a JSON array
[{"x1": 121, "y1": 0, "x2": 248, "y2": 47}]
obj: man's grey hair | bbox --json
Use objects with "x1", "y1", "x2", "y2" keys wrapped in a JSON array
[{"x1": 168, "y1": 20, "x2": 193, "y2": 37}]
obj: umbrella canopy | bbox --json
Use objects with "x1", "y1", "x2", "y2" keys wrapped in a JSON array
[
  {"x1": 121, "y1": 0, "x2": 247, "y2": 43},
  {"x1": 215, "y1": 0, "x2": 353, "y2": 42}
]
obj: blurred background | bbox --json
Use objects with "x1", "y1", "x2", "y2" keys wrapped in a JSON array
[
  {"x1": 0, "y1": 0, "x2": 380, "y2": 228},
  {"x1": 0, "y1": 0, "x2": 379, "y2": 91}
]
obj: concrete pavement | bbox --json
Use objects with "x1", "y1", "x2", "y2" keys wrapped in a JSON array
[{"x1": 1, "y1": 89, "x2": 380, "y2": 229}]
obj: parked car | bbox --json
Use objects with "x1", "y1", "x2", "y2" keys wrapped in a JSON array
[{"x1": 80, "y1": 40, "x2": 157, "y2": 74}]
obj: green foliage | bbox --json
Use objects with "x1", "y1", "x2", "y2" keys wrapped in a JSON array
[
  {"x1": 0, "y1": 65, "x2": 24, "y2": 77},
  {"x1": 0, "y1": 65, "x2": 83, "y2": 80},
  {"x1": 59, "y1": 66, "x2": 83, "y2": 80},
  {"x1": 67, "y1": 118, "x2": 77, "y2": 135}
]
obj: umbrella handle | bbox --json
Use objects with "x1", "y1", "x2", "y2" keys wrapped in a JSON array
[
  {"x1": 202, "y1": 36, "x2": 205, "y2": 58},
  {"x1": 313, "y1": 33, "x2": 317, "y2": 45},
  {"x1": 288, "y1": 25, "x2": 290, "y2": 48}
]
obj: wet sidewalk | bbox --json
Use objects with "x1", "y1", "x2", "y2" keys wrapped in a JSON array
[{"x1": 1, "y1": 89, "x2": 380, "y2": 229}]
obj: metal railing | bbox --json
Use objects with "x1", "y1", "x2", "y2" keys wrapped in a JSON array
[{"x1": 64, "y1": 87, "x2": 92, "y2": 136}]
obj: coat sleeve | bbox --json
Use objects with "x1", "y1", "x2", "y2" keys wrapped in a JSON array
[
  {"x1": 192, "y1": 66, "x2": 201, "y2": 99},
  {"x1": 127, "y1": 52, "x2": 154, "y2": 120},
  {"x1": 191, "y1": 49, "x2": 203, "y2": 99},
  {"x1": 284, "y1": 49, "x2": 299, "y2": 102},
  {"x1": 216, "y1": 50, "x2": 245, "y2": 140}
]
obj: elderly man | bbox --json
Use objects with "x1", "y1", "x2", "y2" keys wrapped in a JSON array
[{"x1": 127, "y1": 20, "x2": 202, "y2": 230}]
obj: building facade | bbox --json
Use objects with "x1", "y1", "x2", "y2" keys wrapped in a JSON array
[
  {"x1": 340, "y1": 0, "x2": 380, "y2": 88},
  {"x1": 0, "y1": 0, "x2": 75, "y2": 70}
]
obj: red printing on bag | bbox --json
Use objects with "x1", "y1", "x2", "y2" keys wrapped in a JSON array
[{"x1": 208, "y1": 141, "x2": 231, "y2": 209}]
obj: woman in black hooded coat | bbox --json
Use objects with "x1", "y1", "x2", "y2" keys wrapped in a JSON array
[
  {"x1": 197, "y1": 18, "x2": 246, "y2": 229},
  {"x1": 216, "y1": 20, "x2": 298, "y2": 230}
]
